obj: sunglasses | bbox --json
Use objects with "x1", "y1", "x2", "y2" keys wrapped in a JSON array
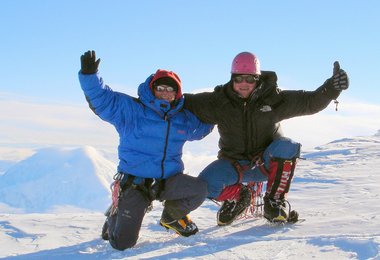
[
  {"x1": 233, "y1": 75, "x2": 259, "y2": 84},
  {"x1": 155, "y1": 85, "x2": 176, "y2": 92}
]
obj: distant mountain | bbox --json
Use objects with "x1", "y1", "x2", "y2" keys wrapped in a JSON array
[
  {"x1": 0, "y1": 160, "x2": 16, "y2": 175},
  {"x1": 305, "y1": 130, "x2": 380, "y2": 160},
  {"x1": 0, "y1": 146, "x2": 116, "y2": 213}
]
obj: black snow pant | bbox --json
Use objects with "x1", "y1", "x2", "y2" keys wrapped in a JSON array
[{"x1": 107, "y1": 173, "x2": 208, "y2": 251}]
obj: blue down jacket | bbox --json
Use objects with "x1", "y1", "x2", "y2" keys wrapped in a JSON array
[{"x1": 78, "y1": 72, "x2": 213, "y2": 180}]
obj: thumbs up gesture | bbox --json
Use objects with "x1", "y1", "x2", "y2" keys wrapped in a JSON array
[{"x1": 332, "y1": 61, "x2": 349, "y2": 90}]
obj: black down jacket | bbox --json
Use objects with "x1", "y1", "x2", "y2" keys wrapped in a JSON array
[{"x1": 183, "y1": 71, "x2": 341, "y2": 161}]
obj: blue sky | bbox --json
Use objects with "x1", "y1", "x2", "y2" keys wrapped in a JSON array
[
  {"x1": 1, "y1": 0, "x2": 379, "y2": 104},
  {"x1": 1, "y1": 0, "x2": 380, "y2": 155}
]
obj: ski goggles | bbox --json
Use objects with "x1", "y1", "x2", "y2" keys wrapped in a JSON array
[
  {"x1": 233, "y1": 75, "x2": 259, "y2": 84},
  {"x1": 154, "y1": 85, "x2": 177, "y2": 92}
]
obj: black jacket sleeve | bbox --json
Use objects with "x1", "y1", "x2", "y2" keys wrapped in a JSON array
[
  {"x1": 183, "y1": 92, "x2": 219, "y2": 124},
  {"x1": 275, "y1": 78, "x2": 342, "y2": 121}
]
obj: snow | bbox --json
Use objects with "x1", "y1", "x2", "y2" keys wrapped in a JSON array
[
  {"x1": 1, "y1": 132, "x2": 380, "y2": 259},
  {"x1": 0, "y1": 146, "x2": 115, "y2": 213}
]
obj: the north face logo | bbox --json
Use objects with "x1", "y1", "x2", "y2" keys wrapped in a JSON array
[{"x1": 260, "y1": 105, "x2": 272, "y2": 112}]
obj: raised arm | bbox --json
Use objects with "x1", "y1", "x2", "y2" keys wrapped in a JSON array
[
  {"x1": 275, "y1": 61, "x2": 349, "y2": 120},
  {"x1": 78, "y1": 50, "x2": 133, "y2": 127}
]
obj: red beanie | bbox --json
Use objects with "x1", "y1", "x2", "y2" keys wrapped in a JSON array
[{"x1": 150, "y1": 69, "x2": 182, "y2": 100}]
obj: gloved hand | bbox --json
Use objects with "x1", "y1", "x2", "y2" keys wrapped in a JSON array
[
  {"x1": 80, "y1": 50, "x2": 100, "y2": 74},
  {"x1": 332, "y1": 61, "x2": 349, "y2": 90}
]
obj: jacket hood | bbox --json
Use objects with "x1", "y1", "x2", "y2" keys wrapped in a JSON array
[
  {"x1": 149, "y1": 69, "x2": 182, "y2": 101},
  {"x1": 138, "y1": 74, "x2": 184, "y2": 115}
]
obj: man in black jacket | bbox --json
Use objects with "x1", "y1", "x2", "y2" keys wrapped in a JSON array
[{"x1": 184, "y1": 52, "x2": 349, "y2": 225}]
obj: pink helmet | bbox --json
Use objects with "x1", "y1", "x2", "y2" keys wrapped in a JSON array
[{"x1": 231, "y1": 52, "x2": 261, "y2": 75}]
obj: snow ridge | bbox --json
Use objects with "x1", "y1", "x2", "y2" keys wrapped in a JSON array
[{"x1": 0, "y1": 146, "x2": 116, "y2": 212}]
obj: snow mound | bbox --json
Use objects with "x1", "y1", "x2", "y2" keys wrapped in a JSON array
[
  {"x1": 307, "y1": 132, "x2": 380, "y2": 161},
  {"x1": 0, "y1": 146, "x2": 116, "y2": 213}
]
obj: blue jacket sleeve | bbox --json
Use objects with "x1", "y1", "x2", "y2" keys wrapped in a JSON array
[
  {"x1": 183, "y1": 109, "x2": 214, "y2": 141},
  {"x1": 78, "y1": 72, "x2": 133, "y2": 129}
]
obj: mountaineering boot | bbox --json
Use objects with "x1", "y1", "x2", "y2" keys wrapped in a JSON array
[
  {"x1": 217, "y1": 185, "x2": 252, "y2": 226},
  {"x1": 101, "y1": 219, "x2": 109, "y2": 240},
  {"x1": 160, "y1": 210, "x2": 198, "y2": 237},
  {"x1": 264, "y1": 157, "x2": 299, "y2": 223},
  {"x1": 101, "y1": 203, "x2": 114, "y2": 240},
  {"x1": 288, "y1": 209, "x2": 299, "y2": 223},
  {"x1": 263, "y1": 196, "x2": 288, "y2": 223}
]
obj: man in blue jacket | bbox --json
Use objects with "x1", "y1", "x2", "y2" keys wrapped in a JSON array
[{"x1": 78, "y1": 51, "x2": 213, "y2": 250}]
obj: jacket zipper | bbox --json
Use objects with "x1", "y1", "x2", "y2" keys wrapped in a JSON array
[
  {"x1": 161, "y1": 113, "x2": 171, "y2": 179},
  {"x1": 243, "y1": 101, "x2": 249, "y2": 156}
]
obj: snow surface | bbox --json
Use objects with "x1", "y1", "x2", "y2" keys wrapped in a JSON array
[{"x1": 0, "y1": 133, "x2": 380, "y2": 259}]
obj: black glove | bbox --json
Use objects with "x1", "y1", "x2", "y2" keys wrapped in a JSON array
[
  {"x1": 80, "y1": 50, "x2": 100, "y2": 74},
  {"x1": 331, "y1": 61, "x2": 349, "y2": 90}
]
